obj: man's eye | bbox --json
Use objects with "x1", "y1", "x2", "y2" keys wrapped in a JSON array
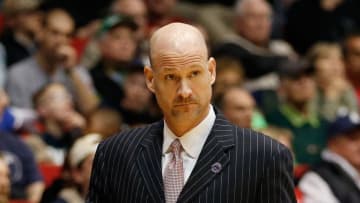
[
  {"x1": 165, "y1": 74, "x2": 176, "y2": 80},
  {"x1": 190, "y1": 71, "x2": 200, "y2": 78}
]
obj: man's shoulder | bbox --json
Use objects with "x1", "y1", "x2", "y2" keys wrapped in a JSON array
[
  {"x1": 0, "y1": 131, "x2": 33, "y2": 157},
  {"x1": 98, "y1": 121, "x2": 162, "y2": 154},
  {"x1": 233, "y1": 126, "x2": 290, "y2": 157},
  {"x1": 8, "y1": 57, "x2": 38, "y2": 77}
]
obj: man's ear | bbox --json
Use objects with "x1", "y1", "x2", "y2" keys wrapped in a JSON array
[
  {"x1": 208, "y1": 57, "x2": 216, "y2": 85},
  {"x1": 144, "y1": 66, "x2": 155, "y2": 93}
]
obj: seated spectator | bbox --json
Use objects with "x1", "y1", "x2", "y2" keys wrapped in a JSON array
[
  {"x1": 212, "y1": 0, "x2": 296, "y2": 91},
  {"x1": 343, "y1": 31, "x2": 360, "y2": 107},
  {"x1": 86, "y1": 108, "x2": 123, "y2": 139},
  {"x1": 0, "y1": 132, "x2": 44, "y2": 202},
  {"x1": 52, "y1": 134, "x2": 101, "y2": 203},
  {"x1": 0, "y1": 88, "x2": 44, "y2": 203},
  {"x1": 118, "y1": 64, "x2": 161, "y2": 126},
  {"x1": 25, "y1": 83, "x2": 86, "y2": 165},
  {"x1": 299, "y1": 111, "x2": 360, "y2": 203},
  {"x1": 80, "y1": 0, "x2": 148, "y2": 69},
  {"x1": 145, "y1": 0, "x2": 188, "y2": 38},
  {"x1": 1, "y1": 0, "x2": 43, "y2": 67},
  {"x1": 307, "y1": 42, "x2": 358, "y2": 121},
  {"x1": 90, "y1": 15, "x2": 139, "y2": 112},
  {"x1": 0, "y1": 153, "x2": 10, "y2": 203},
  {"x1": 5, "y1": 8, "x2": 99, "y2": 115},
  {"x1": 212, "y1": 56, "x2": 244, "y2": 99},
  {"x1": 109, "y1": 0, "x2": 148, "y2": 43},
  {"x1": 216, "y1": 86, "x2": 267, "y2": 130},
  {"x1": 266, "y1": 60, "x2": 328, "y2": 165}
]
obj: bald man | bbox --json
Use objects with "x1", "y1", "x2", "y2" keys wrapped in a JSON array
[
  {"x1": 218, "y1": 86, "x2": 256, "y2": 129},
  {"x1": 87, "y1": 23, "x2": 295, "y2": 203}
]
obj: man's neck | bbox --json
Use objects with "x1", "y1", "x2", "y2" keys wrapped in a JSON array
[
  {"x1": 289, "y1": 101, "x2": 308, "y2": 115},
  {"x1": 44, "y1": 119, "x2": 64, "y2": 138},
  {"x1": 36, "y1": 52, "x2": 57, "y2": 75}
]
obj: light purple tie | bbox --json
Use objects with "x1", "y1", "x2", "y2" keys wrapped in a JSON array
[{"x1": 164, "y1": 139, "x2": 184, "y2": 203}]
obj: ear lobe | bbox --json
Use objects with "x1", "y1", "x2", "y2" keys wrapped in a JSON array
[{"x1": 144, "y1": 66, "x2": 155, "y2": 93}]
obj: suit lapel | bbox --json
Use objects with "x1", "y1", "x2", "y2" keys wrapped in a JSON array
[
  {"x1": 178, "y1": 112, "x2": 235, "y2": 202},
  {"x1": 136, "y1": 121, "x2": 165, "y2": 203}
]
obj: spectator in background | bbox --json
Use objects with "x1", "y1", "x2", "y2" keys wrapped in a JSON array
[
  {"x1": 86, "y1": 108, "x2": 123, "y2": 139},
  {"x1": 299, "y1": 112, "x2": 360, "y2": 203},
  {"x1": 0, "y1": 91, "x2": 44, "y2": 202},
  {"x1": 25, "y1": 83, "x2": 86, "y2": 165},
  {"x1": 110, "y1": 0, "x2": 147, "y2": 42},
  {"x1": 145, "y1": 0, "x2": 188, "y2": 37},
  {"x1": 307, "y1": 42, "x2": 358, "y2": 121},
  {"x1": 52, "y1": 134, "x2": 100, "y2": 203},
  {"x1": 0, "y1": 153, "x2": 10, "y2": 203},
  {"x1": 343, "y1": 31, "x2": 360, "y2": 106},
  {"x1": 5, "y1": 8, "x2": 99, "y2": 115},
  {"x1": 216, "y1": 86, "x2": 267, "y2": 130},
  {"x1": 0, "y1": 132, "x2": 44, "y2": 203},
  {"x1": 212, "y1": 0, "x2": 296, "y2": 91},
  {"x1": 1, "y1": 0, "x2": 43, "y2": 67},
  {"x1": 80, "y1": 0, "x2": 149, "y2": 69},
  {"x1": 266, "y1": 60, "x2": 328, "y2": 165},
  {"x1": 212, "y1": 56, "x2": 244, "y2": 99},
  {"x1": 90, "y1": 14, "x2": 139, "y2": 112},
  {"x1": 118, "y1": 64, "x2": 161, "y2": 126}
]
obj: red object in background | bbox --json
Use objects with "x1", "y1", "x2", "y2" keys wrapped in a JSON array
[
  {"x1": 294, "y1": 187, "x2": 303, "y2": 203},
  {"x1": 0, "y1": 13, "x2": 4, "y2": 34},
  {"x1": 10, "y1": 200, "x2": 30, "y2": 203},
  {"x1": 38, "y1": 163, "x2": 62, "y2": 188},
  {"x1": 294, "y1": 164, "x2": 310, "y2": 180},
  {"x1": 71, "y1": 37, "x2": 90, "y2": 61}
]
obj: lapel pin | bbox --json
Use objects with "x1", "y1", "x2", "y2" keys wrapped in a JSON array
[{"x1": 211, "y1": 162, "x2": 222, "y2": 174}]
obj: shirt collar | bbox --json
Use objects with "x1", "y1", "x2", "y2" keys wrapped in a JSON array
[
  {"x1": 280, "y1": 103, "x2": 319, "y2": 128},
  {"x1": 162, "y1": 105, "x2": 216, "y2": 159},
  {"x1": 322, "y1": 149, "x2": 360, "y2": 187}
]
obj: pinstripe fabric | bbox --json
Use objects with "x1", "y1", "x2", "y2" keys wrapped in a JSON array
[{"x1": 87, "y1": 109, "x2": 296, "y2": 203}]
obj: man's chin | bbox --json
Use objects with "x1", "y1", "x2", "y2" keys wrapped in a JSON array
[{"x1": 172, "y1": 105, "x2": 199, "y2": 116}]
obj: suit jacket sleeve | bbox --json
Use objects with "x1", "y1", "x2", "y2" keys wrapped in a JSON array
[
  {"x1": 86, "y1": 142, "x2": 108, "y2": 203},
  {"x1": 258, "y1": 144, "x2": 296, "y2": 203}
]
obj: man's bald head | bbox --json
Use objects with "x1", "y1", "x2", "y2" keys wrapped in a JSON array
[{"x1": 149, "y1": 23, "x2": 208, "y2": 68}]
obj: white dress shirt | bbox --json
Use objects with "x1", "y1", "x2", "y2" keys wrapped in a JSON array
[
  {"x1": 162, "y1": 105, "x2": 216, "y2": 184},
  {"x1": 299, "y1": 149, "x2": 360, "y2": 203}
]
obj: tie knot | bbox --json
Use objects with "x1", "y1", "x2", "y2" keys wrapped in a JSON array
[{"x1": 170, "y1": 139, "x2": 182, "y2": 157}]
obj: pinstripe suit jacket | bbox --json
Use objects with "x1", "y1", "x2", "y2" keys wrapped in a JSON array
[{"x1": 87, "y1": 111, "x2": 296, "y2": 203}]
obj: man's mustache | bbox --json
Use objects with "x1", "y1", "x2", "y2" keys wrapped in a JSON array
[{"x1": 173, "y1": 97, "x2": 197, "y2": 105}]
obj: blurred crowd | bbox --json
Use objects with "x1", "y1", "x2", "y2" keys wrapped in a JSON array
[{"x1": 0, "y1": 0, "x2": 359, "y2": 202}]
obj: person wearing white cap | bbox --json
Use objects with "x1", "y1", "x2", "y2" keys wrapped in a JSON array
[{"x1": 53, "y1": 134, "x2": 101, "y2": 203}]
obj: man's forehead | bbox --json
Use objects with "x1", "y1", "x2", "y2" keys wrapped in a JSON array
[{"x1": 152, "y1": 52, "x2": 207, "y2": 70}]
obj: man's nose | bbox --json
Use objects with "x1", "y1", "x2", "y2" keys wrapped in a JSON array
[{"x1": 178, "y1": 80, "x2": 193, "y2": 98}]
